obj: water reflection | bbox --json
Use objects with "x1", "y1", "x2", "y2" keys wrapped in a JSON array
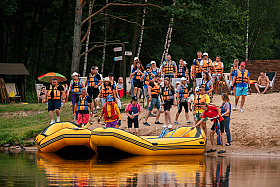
[
  {"x1": 0, "y1": 151, "x2": 279, "y2": 186},
  {"x1": 36, "y1": 152, "x2": 206, "y2": 186}
]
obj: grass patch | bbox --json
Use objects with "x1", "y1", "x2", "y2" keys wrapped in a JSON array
[{"x1": 0, "y1": 98, "x2": 132, "y2": 146}]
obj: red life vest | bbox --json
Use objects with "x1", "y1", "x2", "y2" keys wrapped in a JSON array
[{"x1": 103, "y1": 102, "x2": 118, "y2": 121}]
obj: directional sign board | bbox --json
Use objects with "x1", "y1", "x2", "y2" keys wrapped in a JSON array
[
  {"x1": 125, "y1": 51, "x2": 132, "y2": 56},
  {"x1": 114, "y1": 56, "x2": 123, "y2": 61},
  {"x1": 113, "y1": 47, "x2": 122, "y2": 52}
]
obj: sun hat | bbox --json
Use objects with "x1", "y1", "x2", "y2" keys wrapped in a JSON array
[
  {"x1": 103, "y1": 77, "x2": 110, "y2": 82},
  {"x1": 72, "y1": 72, "x2": 78, "y2": 77},
  {"x1": 181, "y1": 77, "x2": 187, "y2": 81},
  {"x1": 106, "y1": 95, "x2": 113, "y2": 102}
]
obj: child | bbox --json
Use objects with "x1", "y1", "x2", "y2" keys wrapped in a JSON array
[
  {"x1": 125, "y1": 96, "x2": 142, "y2": 135},
  {"x1": 39, "y1": 87, "x2": 46, "y2": 103},
  {"x1": 221, "y1": 93, "x2": 231, "y2": 146}
]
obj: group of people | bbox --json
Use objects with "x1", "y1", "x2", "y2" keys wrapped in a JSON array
[{"x1": 42, "y1": 50, "x2": 272, "y2": 154}]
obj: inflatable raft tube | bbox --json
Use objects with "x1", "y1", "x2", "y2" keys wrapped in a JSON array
[
  {"x1": 35, "y1": 122, "x2": 95, "y2": 153},
  {"x1": 90, "y1": 127, "x2": 206, "y2": 155}
]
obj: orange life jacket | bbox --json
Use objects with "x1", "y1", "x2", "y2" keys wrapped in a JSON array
[
  {"x1": 179, "y1": 85, "x2": 188, "y2": 99},
  {"x1": 88, "y1": 73, "x2": 99, "y2": 87},
  {"x1": 215, "y1": 62, "x2": 223, "y2": 73},
  {"x1": 103, "y1": 102, "x2": 118, "y2": 120},
  {"x1": 194, "y1": 94, "x2": 207, "y2": 111},
  {"x1": 163, "y1": 86, "x2": 173, "y2": 101},
  {"x1": 202, "y1": 59, "x2": 213, "y2": 72},
  {"x1": 236, "y1": 69, "x2": 248, "y2": 83},
  {"x1": 151, "y1": 82, "x2": 160, "y2": 96},
  {"x1": 163, "y1": 61, "x2": 174, "y2": 74},
  {"x1": 134, "y1": 68, "x2": 142, "y2": 80},
  {"x1": 100, "y1": 85, "x2": 113, "y2": 98},
  {"x1": 48, "y1": 85, "x2": 61, "y2": 100},
  {"x1": 144, "y1": 72, "x2": 152, "y2": 86}
]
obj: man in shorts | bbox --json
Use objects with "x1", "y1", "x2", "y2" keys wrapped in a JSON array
[
  {"x1": 143, "y1": 75, "x2": 163, "y2": 126},
  {"x1": 212, "y1": 55, "x2": 224, "y2": 93},
  {"x1": 191, "y1": 51, "x2": 204, "y2": 91},
  {"x1": 255, "y1": 71, "x2": 270, "y2": 94},
  {"x1": 74, "y1": 88, "x2": 93, "y2": 127},
  {"x1": 45, "y1": 78, "x2": 66, "y2": 124},
  {"x1": 85, "y1": 66, "x2": 102, "y2": 113},
  {"x1": 192, "y1": 102, "x2": 226, "y2": 154},
  {"x1": 231, "y1": 62, "x2": 250, "y2": 112}
]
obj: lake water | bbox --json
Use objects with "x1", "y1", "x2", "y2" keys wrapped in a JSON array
[{"x1": 0, "y1": 150, "x2": 279, "y2": 186}]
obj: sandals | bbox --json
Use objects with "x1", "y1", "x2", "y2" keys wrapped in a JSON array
[
  {"x1": 206, "y1": 149, "x2": 216, "y2": 153},
  {"x1": 218, "y1": 149, "x2": 226, "y2": 154},
  {"x1": 225, "y1": 143, "x2": 231, "y2": 146}
]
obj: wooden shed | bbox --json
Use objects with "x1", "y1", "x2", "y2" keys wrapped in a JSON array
[
  {"x1": 245, "y1": 60, "x2": 279, "y2": 92},
  {"x1": 0, "y1": 63, "x2": 29, "y2": 102}
]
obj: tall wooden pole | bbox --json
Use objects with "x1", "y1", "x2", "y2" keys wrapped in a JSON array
[{"x1": 122, "y1": 43, "x2": 127, "y2": 97}]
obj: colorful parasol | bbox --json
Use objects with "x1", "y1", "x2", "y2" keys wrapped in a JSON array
[{"x1": 38, "y1": 72, "x2": 67, "y2": 83}]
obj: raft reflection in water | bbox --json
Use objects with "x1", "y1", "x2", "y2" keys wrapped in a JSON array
[{"x1": 36, "y1": 152, "x2": 207, "y2": 186}]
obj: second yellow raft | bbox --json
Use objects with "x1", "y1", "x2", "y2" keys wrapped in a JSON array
[{"x1": 90, "y1": 126, "x2": 206, "y2": 155}]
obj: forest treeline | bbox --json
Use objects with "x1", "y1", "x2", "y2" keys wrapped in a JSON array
[{"x1": 1, "y1": 0, "x2": 280, "y2": 90}]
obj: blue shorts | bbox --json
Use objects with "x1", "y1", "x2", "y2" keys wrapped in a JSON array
[
  {"x1": 236, "y1": 87, "x2": 247, "y2": 96},
  {"x1": 148, "y1": 97, "x2": 160, "y2": 111},
  {"x1": 48, "y1": 100, "x2": 61, "y2": 111}
]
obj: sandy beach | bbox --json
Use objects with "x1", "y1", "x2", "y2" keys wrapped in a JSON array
[{"x1": 88, "y1": 92, "x2": 280, "y2": 156}]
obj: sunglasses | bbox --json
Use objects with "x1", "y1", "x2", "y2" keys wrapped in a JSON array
[
  {"x1": 199, "y1": 89, "x2": 203, "y2": 91},
  {"x1": 96, "y1": 69, "x2": 99, "y2": 70}
]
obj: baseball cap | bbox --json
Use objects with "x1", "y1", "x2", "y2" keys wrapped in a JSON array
[
  {"x1": 195, "y1": 87, "x2": 199, "y2": 92},
  {"x1": 108, "y1": 72, "x2": 114, "y2": 77},
  {"x1": 176, "y1": 81, "x2": 180, "y2": 85},
  {"x1": 181, "y1": 77, "x2": 187, "y2": 81},
  {"x1": 134, "y1": 57, "x2": 139, "y2": 61},
  {"x1": 240, "y1": 62, "x2": 246, "y2": 66},
  {"x1": 72, "y1": 72, "x2": 78, "y2": 77},
  {"x1": 132, "y1": 96, "x2": 138, "y2": 101},
  {"x1": 150, "y1": 61, "x2": 156, "y2": 64},
  {"x1": 146, "y1": 64, "x2": 151, "y2": 68},
  {"x1": 183, "y1": 61, "x2": 187, "y2": 65},
  {"x1": 203, "y1": 52, "x2": 208, "y2": 56},
  {"x1": 106, "y1": 95, "x2": 113, "y2": 102}
]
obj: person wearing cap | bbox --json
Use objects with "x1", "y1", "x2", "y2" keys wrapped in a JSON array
[
  {"x1": 98, "y1": 95, "x2": 121, "y2": 128},
  {"x1": 175, "y1": 81, "x2": 180, "y2": 89},
  {"x1": 74, "y1": 87, "x2": 93, "y2": 127},
  {"x1": 177, "y1": 59, "x2": 188, "y2": 79},
  {"x1": 212, "y1": 55, "x2": 224, "y2": 93},
  {"x1": 125, "y1": 96, "x2": 142, "y2": 135},
  {"x1": 141, "y1": 64, "x2": 154, "y2": 108},
  {"x1": 193, "y1": 86, "x2": 210, "y2": 134},
  {"x1": 191, "y1": 51, "x2": 204, "y2": 91},
  {"x1": 85, "y1": 66, "x2": 102, "y2": 113},
  {"x1": 174, "y1": 77, "x2": 192, "y2": 125},
  {"x1": 231, "y1": 62, "x2": 250, "y2": 112},
  {"x1": 200, "y1": 52, "x2": 215, "y2": 76},
  {"x1": 150, "y1": 61, "x2": 160, "y2": 76},
  {"x1": 160, "y1": 54, "x2": 177, "y2": 79},
  {"x1": 97, "y1": 77, "x2": 117, "y2": 106},
  {"x1": 131, "y1": 61, "x2": 144, "y2": 98},
  {"x1": 67, "y1": 72, "x2": 84, "y2": 119},
  {"x1": 143, "y1": 75, "x2": 163, "y2": 126},
  {"x1": 130, "y1": 57, "x2": 139, "y2": 97}
]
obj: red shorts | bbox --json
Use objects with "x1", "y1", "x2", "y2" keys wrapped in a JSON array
[{"x1": 78, "y1": 113, "x2": 89, "y2": 125}]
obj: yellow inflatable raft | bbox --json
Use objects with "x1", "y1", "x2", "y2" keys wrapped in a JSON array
[
  {"x1": 35, "y1": 122, "x2": 95, "y2": 153},
  {"x1": 90, "y1": 126, "x2": 206, "y2": 155}
]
